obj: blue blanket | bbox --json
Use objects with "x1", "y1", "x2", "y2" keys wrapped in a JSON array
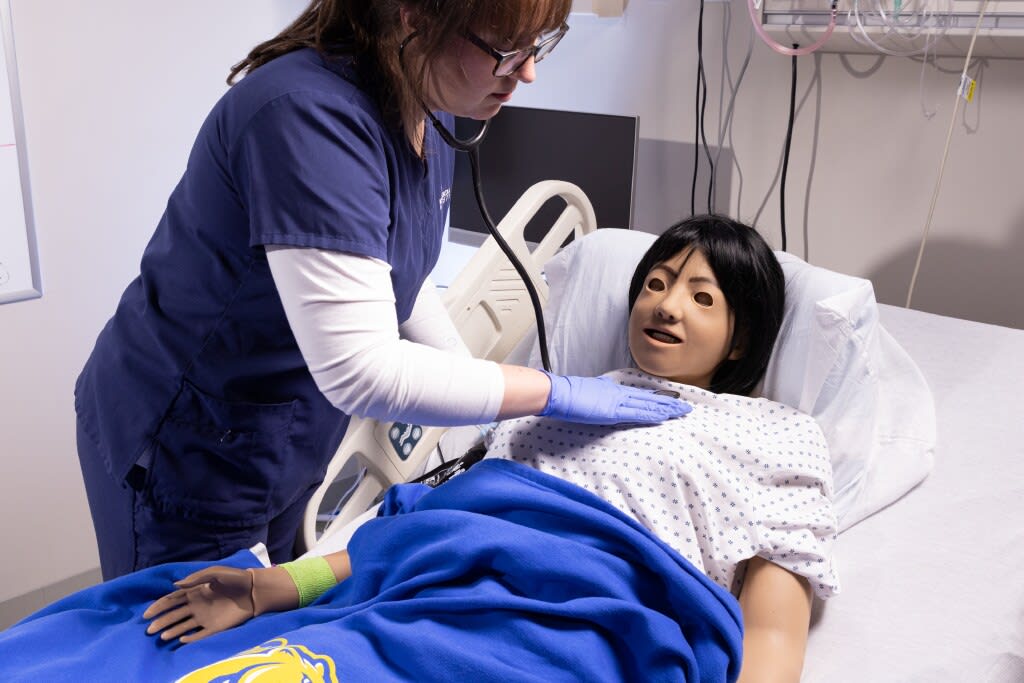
[{"x1": 0, "y1": 459, "x2": 742, "y2": 682}]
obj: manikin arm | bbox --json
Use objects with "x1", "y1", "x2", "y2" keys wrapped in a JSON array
[
  {"x1": 143, "y1": 551, "x2": 352, "y2": 644},
  {"x1": 736, "y1": 556, "x2": 814, "y2": 683}
]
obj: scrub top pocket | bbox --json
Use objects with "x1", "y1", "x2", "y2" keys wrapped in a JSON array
[{"x1": 147, "y1": 380, "x2": 298, "y2": 526}]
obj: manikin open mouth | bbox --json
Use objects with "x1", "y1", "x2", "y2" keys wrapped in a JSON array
[{"x1": 645, "y1": 329, "x2": 682, "y2": 344}]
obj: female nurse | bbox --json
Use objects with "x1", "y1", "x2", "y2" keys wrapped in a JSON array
[{"x1": 75, "y1": 0, "x2": 688, "y2": 581}]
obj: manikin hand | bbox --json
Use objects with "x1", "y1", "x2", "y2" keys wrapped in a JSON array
[
  {"x1": 143, "y1": 566, "x2": 256, "y2": 644},
  {"x1": 144, "y1": 556, "x2": 342, "y2": 644}
]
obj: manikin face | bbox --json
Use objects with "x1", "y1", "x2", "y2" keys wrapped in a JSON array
[
  {"x1": 422, "y1": 29, "x2": 539, "y2": 120},
  {"x1": 628, "y1": 248, "x2": 742, "y2": 389}
]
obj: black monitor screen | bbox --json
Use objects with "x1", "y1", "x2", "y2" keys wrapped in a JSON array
[{"x1": 449, "y1": 105, "x2": 638, "y2": 244}]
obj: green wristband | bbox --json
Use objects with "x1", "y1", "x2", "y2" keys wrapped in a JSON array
[{"x1": 279, "y1": 556, "x2": 338, "y2": 607}]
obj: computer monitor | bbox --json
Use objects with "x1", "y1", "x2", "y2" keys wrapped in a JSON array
[{"x1": 448, "y1": 105, "x2": 638, "y2": 245}]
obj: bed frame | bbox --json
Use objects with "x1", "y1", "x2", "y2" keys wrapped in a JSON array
[
  {"x1": 298, "y1": 182, "x2": 1024, "y2": 681},
  {"x1": 298, "y1": 180, "x2": 597, "y2": 554}
]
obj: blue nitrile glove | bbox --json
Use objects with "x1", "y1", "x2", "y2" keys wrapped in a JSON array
[{"x1": 539, "y1": 372, "x2": 693, "y2": 425}]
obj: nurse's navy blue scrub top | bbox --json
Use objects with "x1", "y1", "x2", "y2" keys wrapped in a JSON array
[{"x1": 75, "y1": 48, "x2": 455, "y2": 527}]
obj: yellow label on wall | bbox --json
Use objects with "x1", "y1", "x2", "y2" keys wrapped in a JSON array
[{"x1": 958, "y1": 74, "x2": 977, "y2": 103}]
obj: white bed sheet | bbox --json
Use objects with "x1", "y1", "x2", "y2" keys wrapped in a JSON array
[{"x1": 802, "y1": 304, "x2": 1024, "y2": 683}]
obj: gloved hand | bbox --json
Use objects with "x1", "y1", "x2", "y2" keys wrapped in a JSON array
[
  {"x1": 539, "y1": 372, "x2": 692, "y2": 425},
  {"x1": 143, "y1": 566, "x2": 256, "y2": 644}
]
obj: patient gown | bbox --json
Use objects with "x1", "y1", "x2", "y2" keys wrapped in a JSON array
[
  {"x1": 0, "y1": 459, "x2": 743, "y2": 683},
  {"x1": 486, "y1": 369, "x2": 840, "y2": 599}
]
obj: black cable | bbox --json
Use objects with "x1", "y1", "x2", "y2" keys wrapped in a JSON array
[
  {"x1": 468, "y1": 147, "x2": 552, "y2": 372},
  {"x1": 697, "y1": 1, "x2": 714, "y2": 214},
  {"x1": 700, "y1": 59, "x2": 713, "y2": 213},
  {"x1": 691, "y1": 0, "x2": 708, "y2": 217},
  {"x1": 779, "y1": 45, "x2": 798, "y2": 253}
]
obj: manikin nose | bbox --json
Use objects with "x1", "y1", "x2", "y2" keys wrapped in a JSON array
[
  {"x1": 656, "y1": 300, "x2": 681, "y2": 322},
  {"x1": 655, "y1": 287, "x2": 690, "y2": 323}
]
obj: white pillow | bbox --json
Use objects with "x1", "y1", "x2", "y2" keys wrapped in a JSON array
[{"x1": 508, "y1": 228, "x2": 935, "y2": 531}]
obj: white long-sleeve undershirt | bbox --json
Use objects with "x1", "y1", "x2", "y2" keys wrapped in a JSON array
[{"x1": 266, "y1": 246, "x2": 504, "y2": 427}]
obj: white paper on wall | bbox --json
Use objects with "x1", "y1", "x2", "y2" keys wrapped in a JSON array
[{"x1": 0, "y1": 0, "x2": 40, "y2": 304}]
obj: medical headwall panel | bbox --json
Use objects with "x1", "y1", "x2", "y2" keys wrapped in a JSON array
[
  {"x1": 0, "y1": 0, "x2": 40, "y2": 305},
  {"x1": 758, "y1": 0, "x2": 1024, "y2": 58}
]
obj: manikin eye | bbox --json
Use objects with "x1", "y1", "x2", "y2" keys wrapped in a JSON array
[
  {"x1": 647, "y1": 277, "x2": 666, "y2": 292},
  {"x1": 694, "y1": 291, "x2": 714, "y2": 306}
]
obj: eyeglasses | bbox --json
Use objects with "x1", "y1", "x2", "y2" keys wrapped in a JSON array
[{"x1": 463, "y1": 22, "x2": 569, "y2": 77}]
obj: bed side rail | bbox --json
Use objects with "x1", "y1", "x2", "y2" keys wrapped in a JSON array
[{"x1": 297, "y1": 180, "x2": 596, "y2": 553}]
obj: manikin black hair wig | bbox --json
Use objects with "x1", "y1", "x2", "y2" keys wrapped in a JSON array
[{"x1": 627, "y1": 215, "x2": 785, "y2": 396}]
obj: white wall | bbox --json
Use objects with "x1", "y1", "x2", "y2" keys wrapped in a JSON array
[
  {"x1": 1, "y1": 0, "x2": 1021, "y2": 606},
  {"x1": 0, "y1": 0, "x2": 306, "y2": 604}
]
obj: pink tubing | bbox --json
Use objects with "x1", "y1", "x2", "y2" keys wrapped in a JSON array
[{"x1": 748, "y1": 0, "x2": 838, "y2": 56}]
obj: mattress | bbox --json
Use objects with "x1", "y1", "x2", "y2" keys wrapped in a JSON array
[{"x1": 801, "y1": 304, "x2": 1024, "y2": 682}]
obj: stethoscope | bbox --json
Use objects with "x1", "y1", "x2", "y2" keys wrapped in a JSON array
[{"x1": 401, "y1": 33, "x2": 554, "y2": 372}]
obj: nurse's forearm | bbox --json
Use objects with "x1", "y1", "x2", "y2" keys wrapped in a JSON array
[
  {"x1": 399, "y1": 277, "x2": 472, "y2": 357},
  {"x1": 496, "y1": 365, "x2": 551, "y2": 419},
  {"x1": 268, "y1": 246, "x2": 504, "y2": 426}
]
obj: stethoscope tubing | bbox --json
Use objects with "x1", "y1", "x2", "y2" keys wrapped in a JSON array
[
  {"x1": 464, "y1": 143, "x2": 553, "y2": 372},
  {"x1": 401, "y1": 31, "x2": 553, "y2": 371}
]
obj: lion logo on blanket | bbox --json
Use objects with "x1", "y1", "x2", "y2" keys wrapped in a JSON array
[{"x1": 175, "y1": 637, "x2": 339, "y2": 683}]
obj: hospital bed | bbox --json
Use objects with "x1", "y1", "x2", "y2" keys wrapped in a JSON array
[{"x1": 297, "y1": 179, "x2": 1024, "y2": 682}]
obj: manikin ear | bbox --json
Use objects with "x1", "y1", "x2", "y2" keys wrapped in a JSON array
[
  {"x1": 727, "y1": 324, "x2": 747, "y2": 361},
  {"x1": 727, "y1": 340, "x2": 746, "y2": 361}
]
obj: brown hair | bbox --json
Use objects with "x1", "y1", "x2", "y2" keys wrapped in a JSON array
[{"x1": 229, "y1": 0, "x2": 571, "y2": 149}]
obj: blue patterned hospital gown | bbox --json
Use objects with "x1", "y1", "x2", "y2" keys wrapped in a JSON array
[{"x1": 485, "y1": 368, "x2": 841, "y2": 599}]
